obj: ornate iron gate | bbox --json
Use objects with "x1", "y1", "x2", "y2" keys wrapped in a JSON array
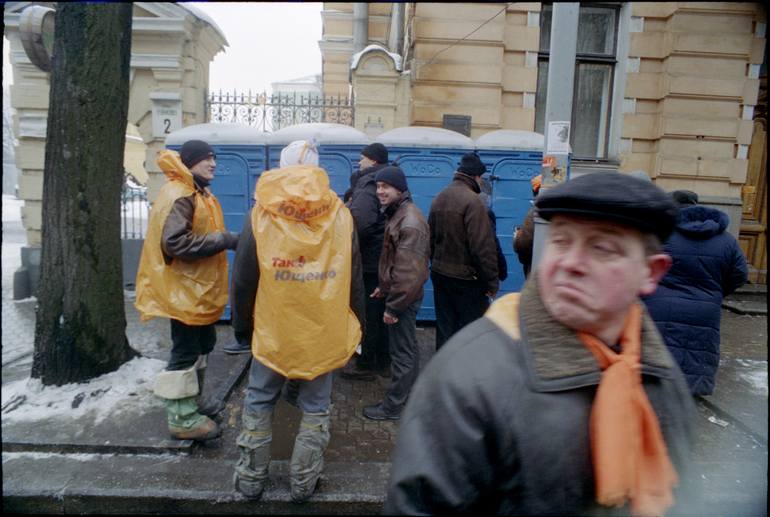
[{"x1": 206, "y1": 90, "x2": 354, "y2": 131}]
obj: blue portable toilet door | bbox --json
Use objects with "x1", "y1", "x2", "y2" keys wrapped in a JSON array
[
  {"x1": 208, "y1": 152, "x2": 251, "y2": 320},
  {"x1": 488, "y1": 157, "x2": 541, "y2": 295}
]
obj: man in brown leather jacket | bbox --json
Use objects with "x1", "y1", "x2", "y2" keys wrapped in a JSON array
[
  {"x1": 428, "y1": 152, "x2": 499, "y2": 350},
  {"x1": 362, "y1": 165, "x2": 430, "y2": 421}
]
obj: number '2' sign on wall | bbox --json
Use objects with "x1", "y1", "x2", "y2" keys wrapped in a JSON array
[{"x1": 150, "y1": 93, "x2": 183, "y2": 138}]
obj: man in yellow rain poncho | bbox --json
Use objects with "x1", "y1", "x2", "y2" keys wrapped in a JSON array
[
  {"x1": 231, "y1": 140, "x2": 365, "y2": 503},
  {"x1": 135, "y1": 140, "x2": 239, "y2": 441}
]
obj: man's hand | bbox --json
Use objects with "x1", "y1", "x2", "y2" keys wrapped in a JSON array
[
  {"x1": 383, "y1": 311, "x2": 399, "y2": 325},
  {"x1": 370, "y1": 287, "x2": 385, "y2": 299},
  {"x1": 485, "y1": 290, "x2": 497, "y2": 299}
]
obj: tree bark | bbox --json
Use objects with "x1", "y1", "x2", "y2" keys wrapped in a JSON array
[{"x1": 32, "y1": 3, "x2": 137, "y2": 385}]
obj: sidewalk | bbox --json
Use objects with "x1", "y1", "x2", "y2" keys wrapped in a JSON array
[{"x1": 2, "y1": 194, "x2": 767, "y2": 514}]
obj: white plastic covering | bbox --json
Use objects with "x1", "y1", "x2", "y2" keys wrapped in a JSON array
[
  {"x1": 350, "y1": 44, "x2": 403, "y2": 71},
  {"x1": 376, "y1": 126, "x2": 476, "y2": 149},
  {"x1": 267, "y1": 123, "x2": 369, "y2": 145},
  {"x1": 475, "y1": 130, "x2": 544, "y2": 151},
  {"x1": 165, "y1": 123, "x2": 269, "y2": 145}
]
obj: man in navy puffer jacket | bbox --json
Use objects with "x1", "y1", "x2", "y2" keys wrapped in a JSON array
[{"x1": 643, "y1": 190, "x2": 748, "y2": 395}]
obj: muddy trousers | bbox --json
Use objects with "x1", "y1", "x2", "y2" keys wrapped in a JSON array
[{"x1": 234, "y1": 358, "x2": 333, "y2": 502}]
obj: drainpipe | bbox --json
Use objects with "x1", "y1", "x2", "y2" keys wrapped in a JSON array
[
  {"x1": 388, "y1": 2, "x2": 404, "y2": 55},
  {"x1": 353, "y1": 3, "x2": 368, "y2": 53}
]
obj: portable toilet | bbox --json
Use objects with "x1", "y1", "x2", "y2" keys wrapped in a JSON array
[
  {"x1": 375, "y1": 126, "x2": 476, "y2": 321},
  {"x1": 266, "y1": 123, "x2": 369, "y2": 197},
  {"x1": 166, "y1": 122, "x2": 269, "y2": 319},
  {"x1": 475, "y1": 130, "x2": 548, "y2": 295}
]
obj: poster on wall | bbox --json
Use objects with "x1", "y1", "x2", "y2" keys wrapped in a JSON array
[{"x1": 546, "y1": 121, "x2": 571, "y2": 155}]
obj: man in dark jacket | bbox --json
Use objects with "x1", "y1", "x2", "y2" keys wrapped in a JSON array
[
  {"x1": 362, "y1": 165, "x2": 430, "y2": 420},
  {"x1": 386, "y1": 172, "x2": 695, "y2": 516},
  {"x1": 643, "y1": 190, "x2": 748, "y2": 395},
  {"x1": 341, "y1": 142, "x2": 391, "y2": 380},
  {"x1": 428, "y1": 152, "x2": 499, "y2": 350}
]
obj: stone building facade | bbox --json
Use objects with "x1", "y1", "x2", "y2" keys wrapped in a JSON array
[
  {"x1": 4, "y1": 2, "x2": 227, "y2": 296},
  {"x1": 322, "y1": 2, "x2": 767, "y2": 282}
]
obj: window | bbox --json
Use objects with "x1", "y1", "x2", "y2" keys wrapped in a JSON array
[{"x1": 535, "y1": 4, "x2": 620, "y2": 160}]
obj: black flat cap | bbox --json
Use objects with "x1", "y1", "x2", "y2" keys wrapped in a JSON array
[{"x1": 535, "y1": 172, "x2": 677, "y2": 242}]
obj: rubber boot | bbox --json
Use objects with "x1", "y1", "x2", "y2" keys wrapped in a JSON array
[
  {"x1": 165, "y1": 396, "x2": 220, "y2": 441},
  {"x1": 289, "y1": 410, "x2": 331, "y2": 503},
  {"x1": 234, "y1": 409, "x2": 273, "y2": 500}
]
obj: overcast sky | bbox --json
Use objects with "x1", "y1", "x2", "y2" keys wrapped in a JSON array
[{"x1": 3, "y1": 2, "x2": 324, "y2": 94}]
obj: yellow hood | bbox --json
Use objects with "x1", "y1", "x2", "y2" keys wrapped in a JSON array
[
  {"x1": 255, "y1": 165, "x2": 337, "y2": 222},
  {"x1": 157, "y1": 150, "x2": 195, "y2": 189}
]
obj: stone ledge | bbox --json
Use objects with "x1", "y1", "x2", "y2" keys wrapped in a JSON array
[{"x1": 1, "y1": 455, "x2": 388, "y2": 515}]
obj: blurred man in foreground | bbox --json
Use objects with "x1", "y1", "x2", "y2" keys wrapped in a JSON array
[{"x1": 386, "y1": 172, "x2": 695, "y2": 516}]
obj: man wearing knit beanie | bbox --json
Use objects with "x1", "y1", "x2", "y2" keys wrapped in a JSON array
[
  {"x1": 340, "y1": 142, "x2": 392, "y2": 381},
  {"x1": 428, "y1": 152, "x2": 499, "y2": 350},
  {"x1": 362, "y1": 166, "x2": 430, "y2": 420},
  {"x1": 136, "y1": 139, "x2": 239, "y2": 442}
]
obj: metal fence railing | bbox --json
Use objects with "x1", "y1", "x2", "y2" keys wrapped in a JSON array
[
  {"x1": 121, "y1": 180, "x2": 149, "y2": 239},
  {"x1": 206, "y1": 90, "x2": 355, "y2": 131}
]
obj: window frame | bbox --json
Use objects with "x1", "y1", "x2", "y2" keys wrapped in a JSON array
[{"x1": 536, "y1": 3, "x2": 623, "y2": 162}]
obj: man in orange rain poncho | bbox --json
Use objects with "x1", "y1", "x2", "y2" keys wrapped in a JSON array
[
  {"x1": 230, "y1": 139, "x2": 365, "y2": 503},
  {"x1": 135, "y1": 140, "x2": 239, "y2": 442}
]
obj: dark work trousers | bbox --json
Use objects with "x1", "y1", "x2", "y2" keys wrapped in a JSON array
[
  {"x1": 383, "y1": 298, "x2": 422, "y2": 414},
  {"x1": 358, "y1": 272, "x2": 389, "y2": 370},
  {"x1": 431, "y1": 271, "x2": 490, "y2": 350},
  {"x1": 167, "y1": 319, "x2": 217, "y2": 371}
]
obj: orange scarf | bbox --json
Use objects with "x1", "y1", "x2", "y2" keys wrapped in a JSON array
[{"x1": 577, "y1": 303, "x2": 678, "y2": 517}]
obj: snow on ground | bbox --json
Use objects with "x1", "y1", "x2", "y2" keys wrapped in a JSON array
[
  {"x1": 735, "y1": 359, "x2": 769, "y2": 395},
  {"x1": 3, "y1": 194, "x2": 23, "y2": 221},
  {"x1": 1, "y1": 356, "x2": 165, "y2": 424},
  {"x1": 2, "y1": 451, "x2": 184, "y2": 463}
]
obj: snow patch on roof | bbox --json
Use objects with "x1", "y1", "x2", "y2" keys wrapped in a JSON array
[
  {"x1": 350, "y1": 44, "x2": 403, "y2": 72},
  {"x1": 177, "y1": 2, "x2": 228, "y2": 46},
  {"x1": 166, "y1": 123, "x2": 269, "y2": 145},
  {"x1": 376, "y1": 126, "x2": 475, "y2": 149},
  {"x1": 268, "y1": 123, "x2": 369, "y2": 145},
  {"x1": 475, "y1": 130, "x2": 545, "y2": 151}
]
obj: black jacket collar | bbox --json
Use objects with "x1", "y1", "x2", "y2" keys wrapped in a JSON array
[{"x1": 452, "y1": 172, "x2": 481, "y2": 193}]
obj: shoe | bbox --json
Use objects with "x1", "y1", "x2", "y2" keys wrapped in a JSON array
[
  {"x1": 169, "y1": 415, "x2": 221, "y2": 441},
  {"x1": 234, "y1": 472, "x2": 266, "y2": 500},
  {"x1": 362, "y1": 403, "x2": 400, "y2": 421},
  {"x1": 290, "y1": 411, "x2": 330, "y2": 503},
  {"x1": 339, "y1": 363, "x2": 376, "y2": 381},
  {"x1": 223, "y1": 340, "x2": 251, "y2": 355}
]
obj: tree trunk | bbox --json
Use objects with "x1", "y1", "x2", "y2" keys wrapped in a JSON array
[{"x1": 32, "y1": 3, "x2": 137, "y2": 385}]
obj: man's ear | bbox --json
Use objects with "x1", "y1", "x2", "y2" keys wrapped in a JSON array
[{"x1": 639, "y1": 253, "x2": 672, "y2": 296}]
